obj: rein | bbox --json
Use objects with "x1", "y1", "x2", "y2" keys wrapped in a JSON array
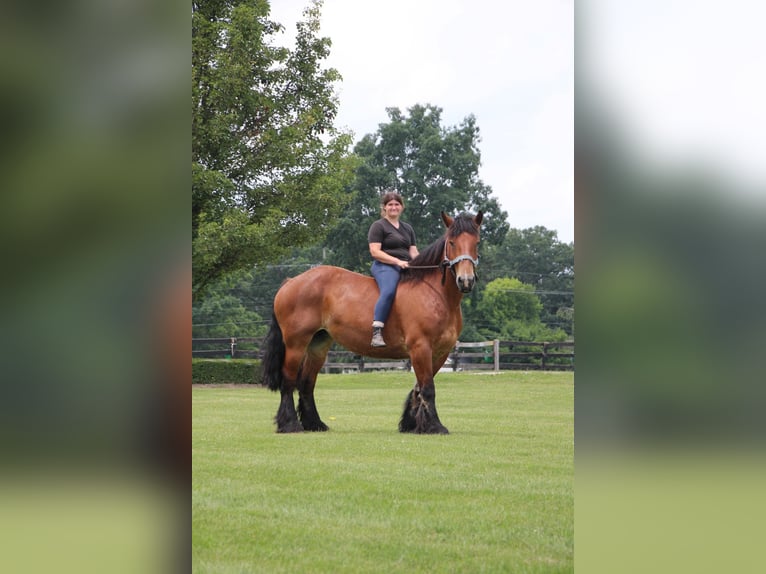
[{"x1": 404, "y1": 256, "x2": 480, "y2": 270}]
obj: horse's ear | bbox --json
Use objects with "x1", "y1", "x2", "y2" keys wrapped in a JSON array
[
  {"x1": 441, "y1": 211, "x2": 453, "y2": 228},
  {"x1": 474, "y1": 211, "x2": 484, "y2": 226}
]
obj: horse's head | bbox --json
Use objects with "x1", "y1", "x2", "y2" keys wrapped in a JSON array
[{"x1": 441, "y1": 211, "x2": 483, "y2": 293}]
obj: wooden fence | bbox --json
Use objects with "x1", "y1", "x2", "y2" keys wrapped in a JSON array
[
  {"x1": 451, "y1": 340, "x2": 574, "y2": 371},
  {"x1": 192, "y1": 338, "x2": 574, "y2": 372}
]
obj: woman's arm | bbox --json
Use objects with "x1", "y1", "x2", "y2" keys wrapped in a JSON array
[{"x1": 369, "y1": 243, "x2": 409, "y2": 268}]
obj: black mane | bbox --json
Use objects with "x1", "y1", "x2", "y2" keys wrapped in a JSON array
[{"x1": 400, "y1": 213, "x2": 479, "y2": 284}]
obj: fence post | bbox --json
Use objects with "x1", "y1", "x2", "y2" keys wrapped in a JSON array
[
  {"x1": 493, "y1": 339, "x2": 500, "y2": 372},
  {"x1": 542, "y1": 342, "x2": 548, "y2": 370},
  {"x1": 230, "y1": 337, "x2": 237, "y2": 358},
  {"x1": 452, "y1": 342, "x2": 459, "y2": 371}
]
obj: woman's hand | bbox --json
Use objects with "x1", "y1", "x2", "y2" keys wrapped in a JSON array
[{"x1": 370, "y1": 243, "x2": 410, "y2": 269}]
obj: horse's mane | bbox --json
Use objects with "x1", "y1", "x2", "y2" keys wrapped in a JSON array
[{"x1": 399, "y1": 213, "x2": 479, "y2": 284}]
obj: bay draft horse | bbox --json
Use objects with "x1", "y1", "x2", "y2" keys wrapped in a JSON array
[{"x1": 261, "y1": 211, "x2": 483, "y2": 434}]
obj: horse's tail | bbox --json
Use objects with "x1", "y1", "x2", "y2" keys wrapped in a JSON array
[{"x1": 261, "y1": 312, "x2": 285, "y2": 392}]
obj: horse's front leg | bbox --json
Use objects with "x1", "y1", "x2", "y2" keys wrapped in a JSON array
[{"x1": 399, "y1": 350, "x2": 449, "y2": 435}]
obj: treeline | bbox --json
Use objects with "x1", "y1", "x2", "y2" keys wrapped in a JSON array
[{"x1": 193, "y1": 224, "x2": 573, "y2": 343}]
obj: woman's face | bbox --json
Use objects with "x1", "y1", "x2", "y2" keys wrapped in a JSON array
[{"x1": 384, "y1": 200, "x2": 403, "y2": 217}]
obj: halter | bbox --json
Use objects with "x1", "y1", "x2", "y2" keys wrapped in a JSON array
[
  {"x1": 444, "y1": 253, "x2": 480, "y2": 268},
  {"x1": 440, "y1": 238, "x2": 479, "y2": 285}
]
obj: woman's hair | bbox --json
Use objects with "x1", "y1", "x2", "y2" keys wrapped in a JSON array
[{"x1": 380, "y1": 191, "x2": 404, "y2": 208}]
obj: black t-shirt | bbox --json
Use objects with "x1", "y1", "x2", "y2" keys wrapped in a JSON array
[{"x1": 367, "y1": 219, "x2": 417, "y2": 261}]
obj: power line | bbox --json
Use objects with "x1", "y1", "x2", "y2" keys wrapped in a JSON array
[
  {"x1": 192, "y1": 319, "x2": 269, "y2": 327},
  {"x1": 495, "y1": 289, "x2": 574, "y2": 296}
]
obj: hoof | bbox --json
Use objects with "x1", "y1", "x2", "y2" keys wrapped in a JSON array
[
  {"x1": 399, "y1": 418, "x2": 449, "y2": 434},
  {"x1": 276, "y1": 420, "x2": 304, "y2": 433},
  {"x1": 302, "y1": 420, "x2": 329, "y2": 432},
  {"x1": 416, "y1": 423, "x2": 449, "y2": 435}
]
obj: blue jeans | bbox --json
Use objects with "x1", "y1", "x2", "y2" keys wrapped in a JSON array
[{"x1": 371, "y1": 261, "x2": 401, "y2": 323}]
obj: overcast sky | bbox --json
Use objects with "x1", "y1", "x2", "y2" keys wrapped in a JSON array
[
  {"x1": 269, "y1": 0, "x2": 574, "y2": 243},
  {"x1": 581, "y1": 0, "x2": 766, "y2": 196}
]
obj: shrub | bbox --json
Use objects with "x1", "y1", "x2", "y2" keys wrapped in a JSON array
[{"x1": 192, "y1": 359, "x2": 263, "y2": 385}]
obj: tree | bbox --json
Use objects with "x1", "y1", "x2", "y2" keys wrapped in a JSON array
[
  {"x1": 475, "y1": 277, "x2": 567, "y2": 342},
  {"x1": 324, "y1": 104, "x2": 508, "y2": 272},
  {"x1": 480, "y1": 226, "x2": 574, "y2": 334},
  {"x1": 192, "y1": 0, "x2": 357, "y2": 300},
  {"x1": 192, "y1": 293, "x2": 266, "y2": 339}
]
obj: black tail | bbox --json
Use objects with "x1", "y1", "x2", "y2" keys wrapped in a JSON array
[{"x1": 261, "y1": 312, "x2": 285, "y2": 392}]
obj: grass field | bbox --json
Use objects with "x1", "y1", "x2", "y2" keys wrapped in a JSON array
[{"x1": 193, "y1": 371, "x2": 573, "y2": 573}]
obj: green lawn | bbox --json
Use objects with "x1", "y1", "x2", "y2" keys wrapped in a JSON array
[{"x1": 193, "y1": 371, "x2": 573, "y2": 573}]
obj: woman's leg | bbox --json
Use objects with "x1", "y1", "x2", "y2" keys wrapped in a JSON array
[
  {"x1": 371, "y1": 261, "x2": 400, "y2": 346},
  {"x1": 372, "y1": 261, "x2": 400, "y2": 323}
]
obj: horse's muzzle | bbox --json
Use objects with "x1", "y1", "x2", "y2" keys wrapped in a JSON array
[{"x1": 457, "y1": 275, "x2": 475, "y2": 293}]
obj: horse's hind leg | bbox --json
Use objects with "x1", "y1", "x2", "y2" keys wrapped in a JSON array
[
  {"x1": 399, "y1": 387, "x2": 418, "y2": 432},
  {"x1": 275, "y1": 346, "x2": 306, "y2": 433},
  {"x1": 297, "y1": 373, "x2": 328, "y2": 432},
  {"x1": 276, "y1": 390, "x2": 303, "y2": 433},
  {"x1": 297, "y1": 331, "x2": 332, "y2": 431}
]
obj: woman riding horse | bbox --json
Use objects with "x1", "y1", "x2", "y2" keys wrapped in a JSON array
[{"x1": 262, "y1": 210, "x2": 483, "y2": 434}]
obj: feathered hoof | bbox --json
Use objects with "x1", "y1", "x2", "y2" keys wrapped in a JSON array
[
  {"x1": 399, "y1": 420, "x2": 450, "y2": 434},
  {"x1": 415, "y1": 421, "x2": 450, "y2": 435},
  {"x1": 276, "y1": 419, "x2": 304, "y2": 433},
  {"x1": 302, "y1": 420, "x2": 329, "y2": 432},
  {"x1": 398, "y1": 388, "x2": 449, "y2": 434}
]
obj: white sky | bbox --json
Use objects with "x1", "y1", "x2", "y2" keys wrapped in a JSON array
[
  {"x1": 582, "y1": 0, "x2": 766, "y2": 197},
  {"x1": 269, "y1": 0, "x2": 574, "y2": 243}
]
